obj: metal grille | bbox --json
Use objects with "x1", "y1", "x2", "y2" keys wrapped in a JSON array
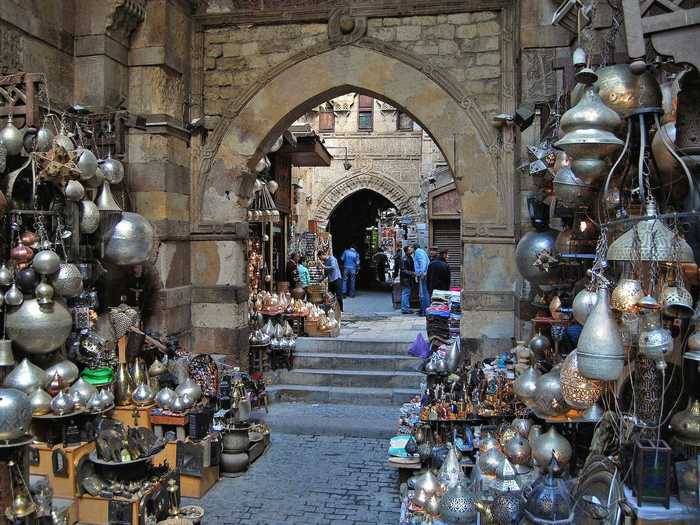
[{"x1": 431, "y1": 219, "x2": 462, "y2": 288}]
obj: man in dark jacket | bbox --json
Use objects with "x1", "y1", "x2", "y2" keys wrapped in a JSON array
[
  {"x1": 400, "y1": 245, "x2": 416, "y2": 314},
  {"x1": 427, "y1": 249, "x2": 451, "y2": 296}
]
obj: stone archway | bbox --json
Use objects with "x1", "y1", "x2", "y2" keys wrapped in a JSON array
[
  {"x1": 313, "y1": 172, "x2": 416, "y2": 227},
  {"x1": 190, "y1": 16, "x2": 519, "y2": 355}
]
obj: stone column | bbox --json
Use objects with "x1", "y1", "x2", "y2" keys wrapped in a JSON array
[{"x1": 127, "y1": 0, "x2": 193, "y2": 345}]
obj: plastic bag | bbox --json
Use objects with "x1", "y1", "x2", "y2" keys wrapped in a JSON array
[{"x1": 408, "y1": 333, "x2": 429, "y2": 359}]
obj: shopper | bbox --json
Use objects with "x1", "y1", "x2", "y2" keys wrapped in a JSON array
[
  {"x1": 341, "y1": 244, "x2": 361, "y2": 298},
  {"x1": 400, "y1": 245, "x2": 416, "y2": 314},
  {"x1": 286, "y1": 252, "x2": 299, "y2": 288},
  {"x1": 413, "y1": 243, "x2": 430, "y2": 316},
  {"x1": 427, "y1": 249, "x2": 451, "y2": 296},
  {"x1": 297, "y1": 256, "x2": 311, "y2": 298},
  {"x1": 374, "y1": 248, "x2": 389, "y2": 284},
  {"x1": 393, "y1": 248, "x2": 403, "y2": 279},
  {"x1": 318, "y1": 249, "x2": 343, "y2": 311}
]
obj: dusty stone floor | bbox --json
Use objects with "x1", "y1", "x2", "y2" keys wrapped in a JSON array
[
  {"x1": 340, "y1": 290, "x2": 424, "y2": 342},
  {"x1": 191, "y1": 403, "x2": 402, "y2": 524}
]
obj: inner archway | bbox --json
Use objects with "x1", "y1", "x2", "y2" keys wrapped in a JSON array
[{"x1": 327, "y1": 189, "x2": 395, "y2": 291}]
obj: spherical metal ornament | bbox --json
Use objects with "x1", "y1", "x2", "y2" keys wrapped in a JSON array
[
  {"x1": 0, "y1": 118, "x2": 23, "y2": 156},
  {"x1": 51, "y1": 263, "x2": 83, "y2": 298},
  {"x1": 101, "y1": 212, "x2": 154, "y2": 266},
  {"x1": 593, "y1": 64, "x2": 662, "y2": 117},
  {"x1": 35, "y1": 279, "x2": 54, "y2": 305},
  {"x1": 180, "y1": 392, "x2": 195, "y2": 409},
  {"x1": 4, "y1": 283, "x2": 23, "y2": 306},
  {"x1": 532, "y1": 427, "x2": 572, "y2": 467},
  {"x1": 0, "y1": 388, "x2": 32, "y2": 439},
  {"x1": 513, "y1": 366, "x2": 540, "y2": 407},
  {"x1": 68, "y1": 378, "x2": 97, "y2": 408},
  {"x1": 534, "y1": 367, "x2": 569, "y2": 416},
  {"x1": 611, "y1": 277, "x2": 644, "y2": 312},
  {"x1": 16, "y1": 267, "x2": 38, "y2": 293},
  {"x1": 5, "y1": 298, "x2": 73, "y2": 354},
  {"x1": 515, "y1": 230, "x2": 560, "y2": 286},
  {"x1": 98, "y1": 388, "x2": 114, "y2": 406},
  {"x1": 504, "y1": 436, "x2": 531, "y2": 467},
  {"x1": 32, "y1": 249, "x2": 60, "y2": 275},
  {"x1": 512, "y1": 418, "x2": 533, "y2": 438},
  {"x1": 53, "y1": 133, "x2": 74, "y2": 151},
  {"x1": 28, "y1": 388, "x2": 52, "y2": 416},
  {"x1": 0, "y1": 263, "x2": 13, "y2": 287},
  {"x1": 3, "y1": 358, "x2": 46, "y2": 394},
  {"x1": 75, "y1": 148, "x2": 98, "y2": 180},
  {"x1": 528, "y1": 332, "x2": 551, "y2": 358},
  {"x1": 176, "y1": 377, "x2": 202, "y2": 402},
  {"x1": 50, "y1": 389, "x2": 75, "y2": 415},
  {"x1": 79, "y1": 200, "x2": 100, "y2": 235},
  {"x1": 572, "y1": 288, "x2": 598, "y2": 324},
  {"x1": 64, "y1": 180, "x2": 85, "y2": 201},
  {"x1": 132, "y1": 382, "x2": 155, "y2": 406},
  {"x1": 25, "y1": 127, "x2": 54, "y2": 153},
  {"x1": 84, "y1": 165, "x2": 105, "y2": 189},
  {"x1": 560, "y1": 350, "x2": 603, "y2": 410},
  {"x1": 479, "y1": 446, "x2": 506, "y2": 476},
  {"x1": 156, "y1": 387, "x2": 176, "y2": 410},
  {"x1": 100, "y1": 156, "x2": 124, "y2": 184},
  {"x1": 553, "y1": 167, "x2": 597, "y2": 208},
  {"x1": 45, "y1": 360, "x2": 79, "y2": 386}
]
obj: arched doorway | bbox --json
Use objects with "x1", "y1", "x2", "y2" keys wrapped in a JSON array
[
  {"x1": 327, "y1": 189, "x2": 394, "y2": 290},
  {"x1": 191, "y1": 41, "x2": 518, "y2": 355}
]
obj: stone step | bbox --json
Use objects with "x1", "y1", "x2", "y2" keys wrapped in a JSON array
[
  {"x1": 276, "y1": 368, "x2": 424, "y2": 389},
  {"x1": 293, "y1": 352, "x2": 422, "y2": 372},
  {"x1": 295, "y1": 337, "x2": 414, "y2": 355},
  {"x1": 266, "y1": 385, "x2": 419, "y2": 406}
]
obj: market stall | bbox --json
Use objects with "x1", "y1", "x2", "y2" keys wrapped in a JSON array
[
  {"x1": 390, "y1": 60, "x2": 700, "y2": 525},
  {"x1": 0, "y1": 74, "x2": 269, "y2": 525}
]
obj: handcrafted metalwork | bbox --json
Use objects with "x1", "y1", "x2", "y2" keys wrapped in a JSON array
[
  {"x1": 577, "y1": 287, "x2": 625, "y2": 381},
  {"x1": 560, "y1": 350, "x2": 603, "y2": 410},
  {"x1": 5, "y1": 298, "x2": 73, "y2": 354},
  {"x1": 0, "y1": 388, "x2": 32, "y2": 439},
  {"x1": 515, "y1": 230, "x2": 560, "y2": 287},
  {"x1": 3, "y1": 358, "x2": 46, "y2": 393}
]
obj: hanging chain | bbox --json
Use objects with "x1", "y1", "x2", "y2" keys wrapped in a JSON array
[
  {"x1": 671, "y1": 215, "x2": 685, "y2": 288},
  {"x1": 591, "y1": 225, "x2": 609, "y2": 286}
]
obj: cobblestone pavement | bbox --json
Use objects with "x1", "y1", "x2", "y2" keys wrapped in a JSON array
[{"x1": 195, "y1": 433, "x2": 400, "y2": 525}]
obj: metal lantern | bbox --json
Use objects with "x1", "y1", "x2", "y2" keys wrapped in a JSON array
[
  {"x1": 523, "y1": 458, "x2": 574, "y2": 525},
  {"x1": 572, "y1": 288, "x2": 598, "y2": 324},
  {"x1": 671, "y1": 397, "x2": 700, "y2": 446},
  {"x1": 3, "y1": 358, "x2": 46, "y2": 394},
  {"x1": 79, "y1": 200, "x2": 100, "y2": 234},
  {"x1": 555, "y1": 68, "x2": 624, "y2": 185},
  {"x1": 611, "y1": 269, "x2": 643, "y2": 312},
  {"x1": 75, "y1": 149, "x2": 98, "y2": 180},
  {"x1": 0, "y1": 388, "x2": 32, "y2": 439},
  {"x1": 532, "y1": 428, "x2": 572, "y2": 467},
  {"x1": 438, "y1": 444, "x2": 464, "y2": 490},
  {"x1": 491, "y1": 457, "x2": 521, "y2": 493},
  {"x1": 0, "y1": 117, "x2": 23, "y2": 156},
  {"x1": 101, "y1": 212, "x2": 154, "y2": 266},
  {"x1": 559, "y1": 350, "x2": 603, "y2": 410},
  {"x1": 553, "y1": 167, "x2": 597, "y2": 208},
  {"x1": 515, "y1": 230, "x2": 560, "y2": 287},
  {"x1": 638, "y1": 310, "x2": 672, "y2": 368},
  {"x1": 45, "y1": 360, "x2": 79, "y2": 386},
  {"x1": 51, "y1": 263, "x2": 83, "y2": 298},
  {"x1": 479, "y1": 447, "x2": 505, "y2": 476},
  {"x1": 5, "y1": 299, "x2": 73, "y2": 354},
  {"x1": 100, "y1": 155, "x2": 125, "y2": 184},
  {"x1": 577, "y1": 286, "x2": 625, "y2": 381},
  {"x1": 513, "y1": 366, "x2": 540, "y2": 407},
  {"x1": 534, "y1": 367, "x2": 569, "y2": 417},
  {"x1": 503, "y1": 437, "x2": 531, "y2": 469},
  {"x1": 438, "y1": 477, "x2": 477, "y2": 524},
  {"x1": 528, "y1": 332, "x2": 551, "y2": 358},
  {"x1": 592, "y1": 64, "x2": 662, "y2": 117},
  {"x1": 607, "y1": 199, "x2": 694, "y2": 262},
  {"x1": 32, "y1": 249, "x2": 61, "y2": 275}
]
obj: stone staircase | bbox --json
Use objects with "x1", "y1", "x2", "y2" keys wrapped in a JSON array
[{"x1": 267, "y1": 337, "x2": 424, "y2": 405}]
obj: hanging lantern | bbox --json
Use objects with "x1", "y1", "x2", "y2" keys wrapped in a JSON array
[
  {"x1": 522, "y1": 457, "x2": 574, "y2": 524},
  {"x1": 577, "y1": 286, "x2": 625, "y2": 381},
  {"x1": 611, "y1": 265, "x2": 643, "y2": 312},
  {"x1": 607, "y1": 199, "x2": 694, "y2": 262},
  {"x1": 553, "y1": 167, "x2": 597, "y2": 208},
  {"x1": 555, "y1": 68, "x2": 624, "y2": 185},
  {"x1": 534, "y1": 367, "x2": 569, "y2": 417},
  {"x1": 515, "y1": 230, "x2": 560, "y2": 287},
  {"x1": 513, "y1": 366, "x2": 540, "y2": 407},
  {"x1": 559, "y1": 350, "x2": 603, "y2": 410},
  {"x1": 572, "y1": 288, "x2": 598, "y2": 324},
  {"x1": 638, "y1": 310, "x2": 672, "y2": 369}
]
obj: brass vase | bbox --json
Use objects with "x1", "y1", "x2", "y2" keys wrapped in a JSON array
[{"x1": 115, "y1": 363, "x2": 135, "y2": 406}]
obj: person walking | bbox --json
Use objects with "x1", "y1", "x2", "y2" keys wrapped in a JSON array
[
  {"x1": 341, "y1": 244, "x2": 361, "y2": 298},
  {"x1": 400, "y1": 245, "x2": 416, "y2": 314},
  {"x1": 413, "y1": 243, "x2": 430, "y2": 316},
  {"x1": 374, "y1": 248, "x2": 389, "y2": 284},
  {"x1": 286, "y1": 252, "x2": 298, "y2": 289},
  {"x1": 427, "y1": 249, "x2": 451, "y2": 296},
  {"x1": 318, "y1": 249, "x2": 343, "y2": 311},
  {"x1": 393, "y1": 247, "x2": 403, "y2": 280},
  {"x1": 297, "y1": 256, "x2": 311, "y2": 299}
]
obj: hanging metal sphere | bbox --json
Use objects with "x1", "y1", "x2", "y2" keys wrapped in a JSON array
[
  {"x1": 560, "y1": 350, "x2": 603, "y2": 410},
  {"x1": 79, "y1": 200, "x2": 100, "y2": 234},
  {"x1": 553, "y1": 167, "x2": 597, "y2": 208},
  {"x1": 515, "y1": 230, "x2": 560, "y2": 286},
  {"x1": 528, "y1": 332, "x2": 551, "y2": 358},
  {"x1": 17, "y1": 267, "x2": 39, "y2": 293},
  {"x1": 53, "y1": 133, "x2": 74, "y2": 151},
  {"x1": 514, "y1": 366, "x2": 540, "y2": 407},
  {"x1": 100, "y1": 156, "x2": 125, "y2": 184},
  {"x1": 64, "y1": 180, "x2": 85, "y2": 201},
  {"x1": 4, "y1": 283, "x2": 23, "y2": 306},
  {"x1": 51, "y1": 263, "x2": 83, "y2": 298},
  {"x1": 534, "y1": 367, "x2": 569, "y2": 416},
  {"x1": 5, "y1": 299, "x2": 73, "y2": 354},
  {"x1": 0, "y1": 118, "x2": 23, "y2": 156},
  {"x1": 611, "y1": 277, "x2": 644, "y2": 312},
  {"x1": 101, "y1": 212, "x2": 154, "y2": 266},
  {"x1": 504, "y1": 436, "x2": 531, "y2": 467},
  {"x1": 0, "y1": 388, "x2": 32, "y2": 439},
  {"x1": 11, "y1": 241, "x2": 33, "y2": 265},
  {"x1": 572, "y1": 288, "x2": 598, "y2": 325},
  {"x1": 32, "y1": 249, "x2": 61, "y2": 275},
  {"x1": 35, "y1": 279, "x2": 54, "y2": 305},
  {"x1": 75, "y1": 148, "x2": 98, "y2": 180},
  {"x1": 84, "y1": 165, "x2": 105, "y2": 188},
  {"x1": 24, "y1": 127, "x2": 54, "y2": 153}
]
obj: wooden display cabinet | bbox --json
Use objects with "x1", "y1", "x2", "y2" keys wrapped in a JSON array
[
  {"x1": 29, "y1": 441, "x2": 95, "y2": 498},
  {"x1": 112, "y1": 405, "x2": 153, "y2": 430}
]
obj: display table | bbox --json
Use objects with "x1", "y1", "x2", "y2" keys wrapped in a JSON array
[{"x1": 623, "y1": 486, "x2": 700, "y2": 524}]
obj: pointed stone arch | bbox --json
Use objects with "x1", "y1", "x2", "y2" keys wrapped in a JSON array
[{"x1": 313, "y1": 172, "x2": 416, "y2": 226}]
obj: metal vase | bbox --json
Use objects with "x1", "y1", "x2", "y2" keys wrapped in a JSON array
[
  {"x1": 115, "y1": 363, "x2": 135, "y2": 406},
  {"x1": 577, "y1": 286, "x2": 624, "y2": 381}
]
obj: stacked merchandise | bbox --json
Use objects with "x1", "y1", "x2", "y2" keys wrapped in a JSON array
[
  {"x1": 425, "y1": 291, "x2": 451, "y2": 346},
  {"x1": 448, "y1": 292, "x2": 461, "y2": 339}
]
